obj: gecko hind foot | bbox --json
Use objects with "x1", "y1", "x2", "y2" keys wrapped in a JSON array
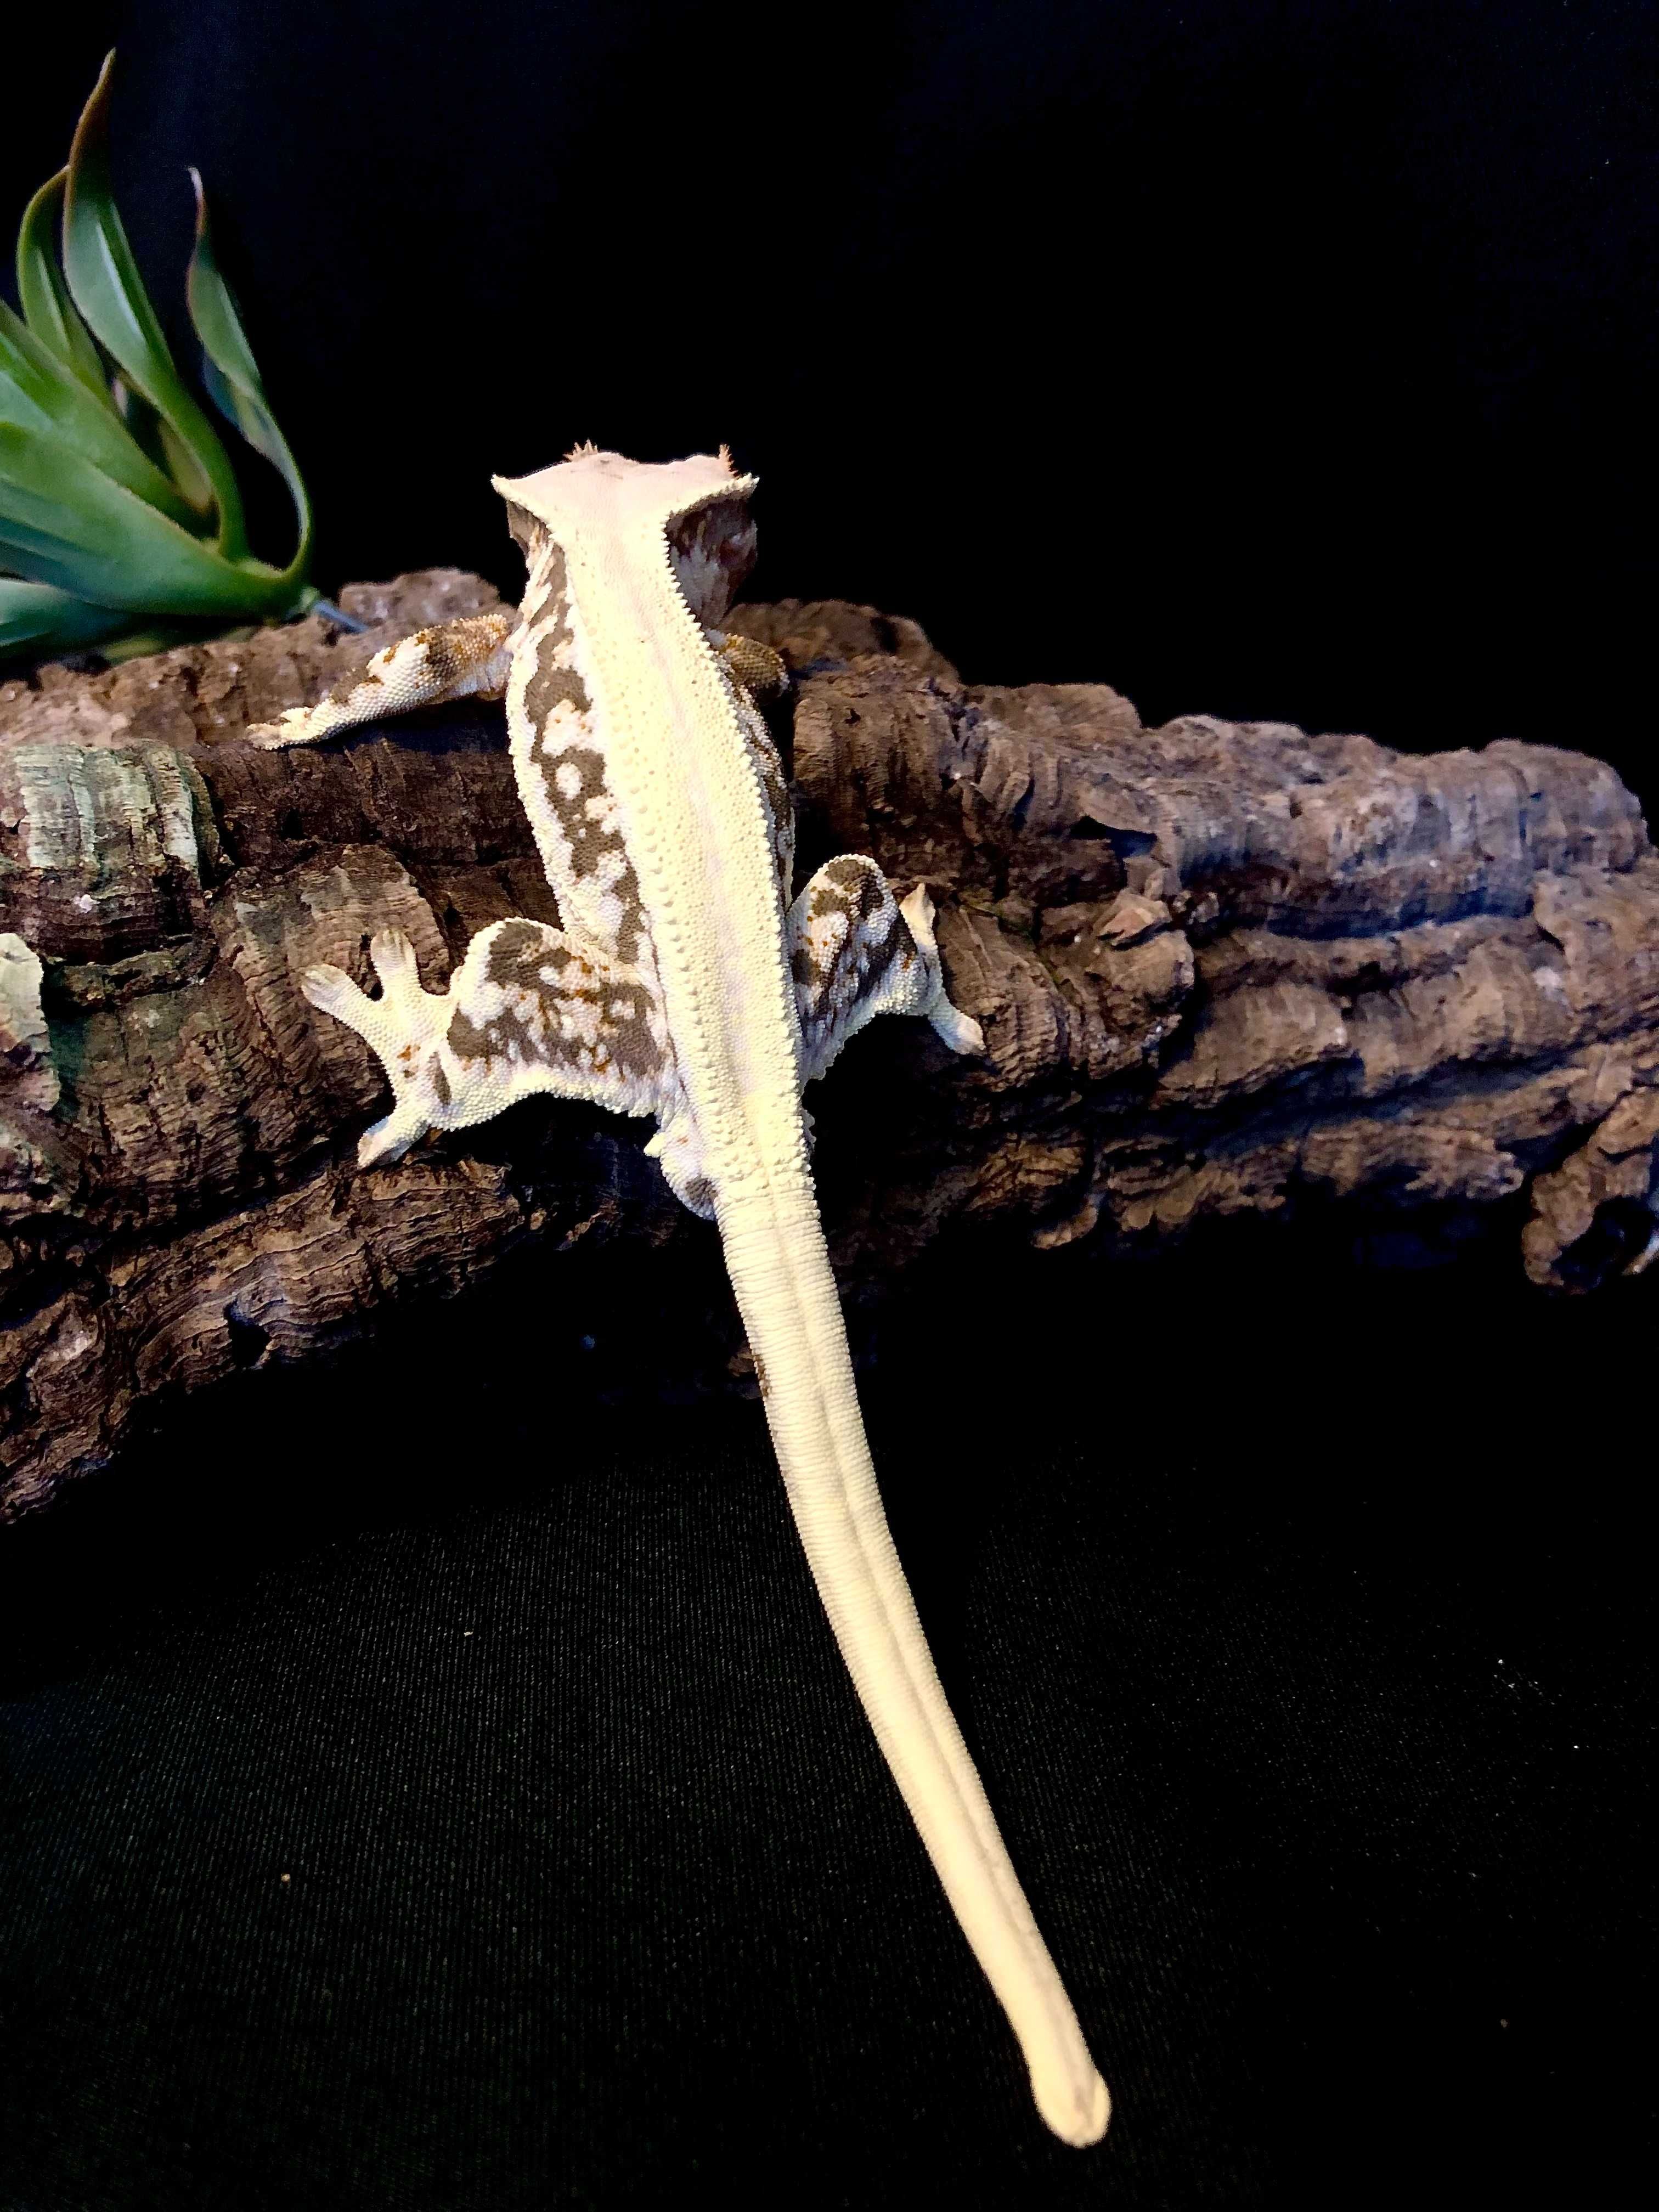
[
  {"x1": 791, "y1": 860, "x2": 985, "y2": 1085},
  {"x1": 301, "y1": 932, "x2": 442, "y2": 1052},
  {"x1": 300, "y1": 934, "x2": 447, "y2": 1166},
  {"x1": 303, "y1": 915, "x2": 676, "y2": 1172}
]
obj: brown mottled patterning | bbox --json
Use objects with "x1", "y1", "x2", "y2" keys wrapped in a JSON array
[
  {"x1": 247, "y1": 461, "x2": 963, "y2": 1220},
  {"x1": 254, "y1": 610, "x2": 516, "y2": 747}
]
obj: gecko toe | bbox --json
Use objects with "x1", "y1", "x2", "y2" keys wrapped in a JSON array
[
  {"x1": 899, "y1": 880, "x2": 939, "y2": 950},
  {"x1": 357, "y1": 1111, "x2": 420, "y2": 1167},
  {"x1": 300, "y1": 962, "x2": 360, "y2": 1014},
  {"x1": 929, "y1": 1001, "x2": 985, "y2": 1055},
  {"x1": 369, "y1": 928, "x2": 419, "y2": 980}
]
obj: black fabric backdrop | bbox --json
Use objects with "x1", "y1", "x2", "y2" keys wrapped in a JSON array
[
  {"x1": 1, "y1": 1232, "x2": 1652, "y2": 2208},
  {"x1": 2, "y1": 5, "x2": 1654, "y2": 2207}
]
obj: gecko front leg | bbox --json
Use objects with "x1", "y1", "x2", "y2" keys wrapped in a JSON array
[
  {"x1": 247, "y1": 610, "x2": 517, "y2": 748},
  {"x1": 791, "y1": 859, "x2": 984, "y2": 1088},
  {"x1": 303, "y1": 919, "x2": 670, "y2": 1164}
]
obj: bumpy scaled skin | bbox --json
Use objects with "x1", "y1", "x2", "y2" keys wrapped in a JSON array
[{"x1": 248, "y1": 448, "x2": 1109, "y2": 2147}]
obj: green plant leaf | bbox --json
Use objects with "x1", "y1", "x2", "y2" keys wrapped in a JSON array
[
  {"x1": 109, "y1": 375, "x2": 213, "y2": 521},
  {"x1": 187, "y1": 169, "x2": 311, "y2": 585},
  {"x1": 0, "y1": 299, "x2": 200, "y2": 528},
  {"x1": 0, "y1": 420, "x2": 297, "y2": 616},
  {"x1": 61, "y1": 50, "x2": 249, "y2": 557},
  {"x1": 0, "y1": 576, "x2": 131, "y2": 657},
  {"x1": 14, "y1": 168, "x2": 111, "y2": 405},
  {"x1": 3, "y1": 48, "x2": 320, "y2": 669},
  {"x1": 156, "y1": 415, "x2": 216, "y2": 514}
]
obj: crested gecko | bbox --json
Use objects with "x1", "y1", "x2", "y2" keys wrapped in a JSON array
[{"x1": 249, "y1": 445, "x2": 1110, "y2": 2147}]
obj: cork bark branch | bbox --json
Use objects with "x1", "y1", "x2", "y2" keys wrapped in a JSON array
[{"x1": 3, "y1": 572, "x2": 1656, "y2": 1519}]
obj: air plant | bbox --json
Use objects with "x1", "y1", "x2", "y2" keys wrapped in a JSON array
[{"x1": 0, "y1": 50, "x2": 319, "y2": 664}]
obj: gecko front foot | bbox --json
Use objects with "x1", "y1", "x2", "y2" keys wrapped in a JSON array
[
  {"x1": 247, "y1": 611, "x2": 517, "y2": 749},
  {"x1": 247, "y1": 704, "x2": 328, "y2": 750}
]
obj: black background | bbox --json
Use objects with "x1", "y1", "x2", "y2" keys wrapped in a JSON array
[{"x1": 1, "y1": 5, "x2": 1654, "y2": 2207}]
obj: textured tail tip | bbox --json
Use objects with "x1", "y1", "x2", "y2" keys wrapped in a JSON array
[{"x1": 1034, "y1": 2064, "x2": 1111, "y2": 2148}]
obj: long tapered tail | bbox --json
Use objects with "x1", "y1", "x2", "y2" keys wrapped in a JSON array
[{"x1": 716, "y1": 1176, "x2": 1109, "y2": 2147}]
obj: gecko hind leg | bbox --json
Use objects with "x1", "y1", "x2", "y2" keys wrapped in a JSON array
[
  {"x1": 248, "y1": 610, "x2": 516, "y2": 748},
  {"x1": 302, "y1": 919, "x2": 671, "y2": 1166},
  {"x1": 789, "y1": 856, "x2": 984, "y2": 1089}
]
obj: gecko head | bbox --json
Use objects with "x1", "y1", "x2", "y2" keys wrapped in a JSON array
[{"x1": 492, "y1": 449, "x2": 760, "y2": 623}]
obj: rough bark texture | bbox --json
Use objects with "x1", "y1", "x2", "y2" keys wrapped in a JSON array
[{"x1": 3, "y1": 572, "x2": 1657, "y2": 1519}]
